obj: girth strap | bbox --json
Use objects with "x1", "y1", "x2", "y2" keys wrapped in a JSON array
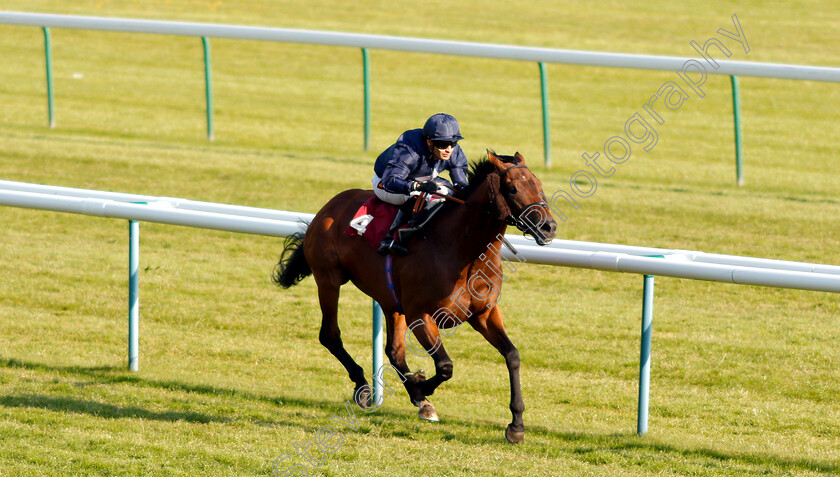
[{"x1": 384, "y1": 254, "x2": 403, "y2": 314}]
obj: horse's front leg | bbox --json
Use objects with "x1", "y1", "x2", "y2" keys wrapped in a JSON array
[{"x1": 468, "y1": 305, "x2": 525, "y2": 444}]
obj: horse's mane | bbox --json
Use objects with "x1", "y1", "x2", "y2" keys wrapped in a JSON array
[{"x1": 464, "y1": 151, "x2": 522, "y2": 196}]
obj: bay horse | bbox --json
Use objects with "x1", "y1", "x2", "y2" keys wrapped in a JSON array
[{"x1": 272, "y1": 151, "x2": 557, "y2": 443}]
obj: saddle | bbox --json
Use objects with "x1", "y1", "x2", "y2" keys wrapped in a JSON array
[{"x1": 344, "y1": 194, "x2": 445, "y2": 251}]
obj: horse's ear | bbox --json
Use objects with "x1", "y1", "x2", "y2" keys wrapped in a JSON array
[
  {"x1": 514, "y1": 152, "x2": 526, "y2": 163},
  {"x1": 487, "y1": 149, "x2": 503, "y2": 168}
]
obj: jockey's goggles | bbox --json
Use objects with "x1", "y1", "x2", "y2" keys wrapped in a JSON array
[{"x1": 431, "y1": 140, "x2": 458, "y2": 149}]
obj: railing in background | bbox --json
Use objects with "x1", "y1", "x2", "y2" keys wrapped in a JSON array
[
  {"x1": 2, "y1": 178, "x2": 840, "y2": 435},
  {"x1": 730, "y1": 75, "x2": 744, "y2": 186},
  {"x1": 3, "y1": 12, "x2": 840, "y2": 181},
  {"x1": 41, "y1": 26, "x2": 54, "y2": 128},
  {"x1": 538, "y1": 62, "x2": 551, "y2": 168},
  {"x1": 0, "y1": 183, "x2": 308, "y2": 373},
  {"x1": 362, "y1": 48, "x2": 371, "y2": 151},
  {"x1": 201, "y1": 36, "x2": 213, "y2": 141}
]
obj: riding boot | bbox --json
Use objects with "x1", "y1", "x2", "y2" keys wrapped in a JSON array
[{"x1": 378, "y1": 209, "x2": 410, "y2": 256}]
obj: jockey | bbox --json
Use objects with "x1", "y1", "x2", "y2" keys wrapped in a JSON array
[{"x1": 372, "y1": 113, "x2": 469, "y2": 255}]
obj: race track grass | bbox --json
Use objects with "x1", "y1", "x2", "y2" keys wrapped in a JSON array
[{"x1": 1, "y1": 1, "x2": 839, "y2": 475}]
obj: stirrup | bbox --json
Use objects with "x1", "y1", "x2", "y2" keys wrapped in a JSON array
[{"x1": 378, "y1": 239, "x2": 408, "y2": 256}]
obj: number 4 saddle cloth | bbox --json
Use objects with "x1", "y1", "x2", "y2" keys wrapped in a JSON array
[{"x1": 343, "y1": 196, "x2": 400, "y2": 250}]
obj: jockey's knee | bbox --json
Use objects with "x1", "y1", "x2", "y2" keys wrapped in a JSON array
[{"x1": 399, "y1": 197, "x2": 418, "y2": 213}]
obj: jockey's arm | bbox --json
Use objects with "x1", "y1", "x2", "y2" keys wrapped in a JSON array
[
  {"x1": 378, "y1": 144, "x2": 419, "y2": 195},
  {"x1": 449, "y1": 149, "x2": 470, "y2": 190}
]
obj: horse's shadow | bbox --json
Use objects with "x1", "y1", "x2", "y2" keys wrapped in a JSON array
[
  {"x1": 2, "y1": 358, "x2": 837, "y2": 474},
  {"x1": 0, "y1": 393, "x2": 231, "y2": 424}
]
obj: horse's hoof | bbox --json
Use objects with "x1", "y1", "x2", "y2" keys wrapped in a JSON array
[
  {"x1": 505, "y1": 424, "x2": 524, "y2": 444},
  {"x1": 354, "y1": 385, "x2": 372, "y2": 410},
  {"x1": 417, "y1": 399, "x2": 439, "y2": 422}
]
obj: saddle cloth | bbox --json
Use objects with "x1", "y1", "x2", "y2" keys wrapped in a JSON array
[{"x1": 343, "y1": 196, "x2": 399, "y2": 250}]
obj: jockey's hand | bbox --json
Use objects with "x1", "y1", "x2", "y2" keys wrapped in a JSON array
[{"x1": 413, "y1": 180, "x2": 439, "y2": 194}]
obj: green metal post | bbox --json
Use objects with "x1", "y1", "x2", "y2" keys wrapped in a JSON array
[
  {"x1": 42, "y1": 27, "x2": 55, "y2": 128},
  {"x1": 202, "y1": 37, "x2": 214, "y2": 141},
  {"x1": 637, "y1": 275, "x2": 654, "y2": 435},
  {"x1": 372, "y1": 300, "x2": 384, "y2": 405},
  {"x1": 539, "y1": 62, "x2": 550, "y2": 167},
  {"x1": 362, "y1": 48, "x2": 371, "y2": 151},
  {"x1": 731, "y1": 75, "x2": 743, "y2": 186},
  {"x1": 128, "y1": 220, "x2": 140, "y2": 372}
]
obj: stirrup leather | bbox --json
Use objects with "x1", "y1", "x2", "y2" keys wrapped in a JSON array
[{"x1": 397, "y1": 200, "x2": 445, "y2": 243}]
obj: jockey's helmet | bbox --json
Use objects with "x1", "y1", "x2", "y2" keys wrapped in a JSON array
[{"x1": 423, "y1": 113, "x2": 464, "y2": 142}]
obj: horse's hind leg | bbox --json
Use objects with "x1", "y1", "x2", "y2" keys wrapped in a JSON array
[
  {"x1": 384, "y1": 312, "x2": 421, "y2": 400},
  {"x1": 408, "y1": 315, "x2": 453, "y2": 399},
  {"x1": 314, "y1": 275, "x2": 370, "y2": 408},
  {"x1": 468, "y1": 305, "x2": 525, "y2": 444}
]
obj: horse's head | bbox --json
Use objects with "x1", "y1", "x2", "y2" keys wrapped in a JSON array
[{"x1": 486, "y1": 151, "x2": 557, "y2": 245}]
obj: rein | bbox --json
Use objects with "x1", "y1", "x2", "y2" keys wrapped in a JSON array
[
  {"x1": 431, "y1": 162, "x2": 547, "y2": 236},
  {"x1": 433, "y1": 163, "x2": 544, "y2": 222},
  {"x1": 433, "y1": 177, "x2": 522, "y2": 256},
  {"x1": 431, "y1": 185, "x2": 490, "y2": 215}
]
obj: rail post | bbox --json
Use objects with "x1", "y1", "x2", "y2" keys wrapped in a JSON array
[
  {"x1": 539, "y1": 62, "x2": 550, "y2": 167},
  {"x1": 202, "y1": 37, "x2": 214, "y2": 141},
  {"x1": 372, "y1": 300, "x2": 384, "y2": 404},
  {"x1": 637, "y1": 274, "x2": 654, "y2": 435},
  {"x1": 42, "y1": 27, "x2": 55, "y2": 128},
  {"x1": 362, "y1": 48, "x2": 371, "y2": 151},
  {"x1": 731, "y1": 75, "x2": 743, "y2": 186},
  {"x1": 128, "y1": 220, "x2": 140, "y2": 372}
]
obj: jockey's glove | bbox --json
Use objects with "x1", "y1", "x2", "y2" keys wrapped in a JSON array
[{"x1": 412, "y1": 180, "x2": 439, "y2": 194}]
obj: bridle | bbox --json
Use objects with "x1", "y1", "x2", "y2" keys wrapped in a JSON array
[
  {"x1": 496, "y1": 164, "x2": 549, "y2": 230},
  {"x1": 431, "y1": 163, "x2": 548, "y2": 233}
]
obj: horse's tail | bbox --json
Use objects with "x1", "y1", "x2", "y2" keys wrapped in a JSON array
[{"x1": 271, "y1": 231, "x2": 312, "y2": 289}]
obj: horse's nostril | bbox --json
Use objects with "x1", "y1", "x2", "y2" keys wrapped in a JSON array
[{"x1": 539, "y1": 222, "x2": 557, "y2": 240}]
